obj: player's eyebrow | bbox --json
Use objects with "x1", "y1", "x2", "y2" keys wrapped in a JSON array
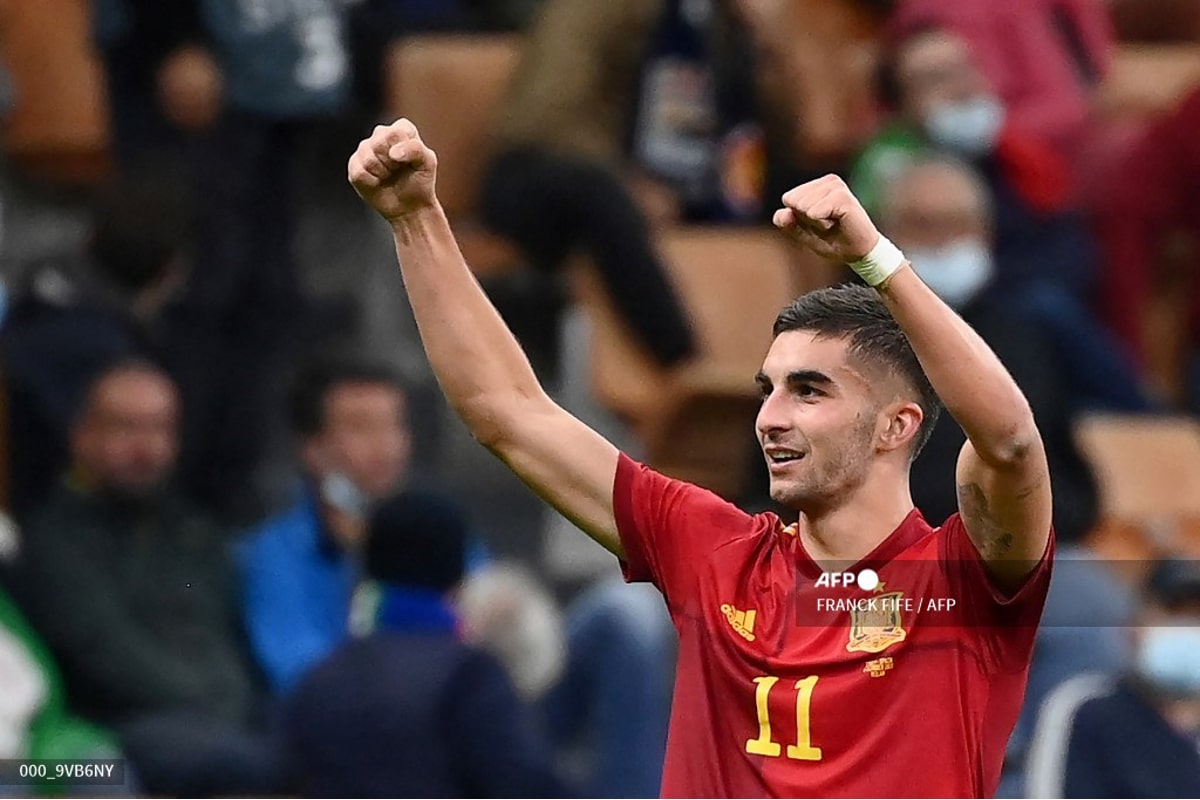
[
  {"x1": 754, "y1": 370, "x2": 835, "y2": 392},
  {"x1": 786, "y1": 370, "x2": 834, "y2": 389}
]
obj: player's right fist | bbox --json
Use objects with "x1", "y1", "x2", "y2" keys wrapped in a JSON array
[{"x1": 348, "y1": 119, "x2": 438, "y2": 222}]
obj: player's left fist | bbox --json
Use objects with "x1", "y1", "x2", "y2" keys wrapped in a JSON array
[{"x1": 773, "y1": 175, "x2": 880, "y2": 263}]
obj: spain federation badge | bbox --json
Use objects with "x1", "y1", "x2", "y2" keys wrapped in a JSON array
[{"x1": 846, "y1": 591, "x2": 908, "y2": 654}]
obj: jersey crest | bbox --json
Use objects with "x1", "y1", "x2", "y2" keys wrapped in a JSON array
[{"x1": 846, "y1": 590, "x2": 907, "y2": 654}]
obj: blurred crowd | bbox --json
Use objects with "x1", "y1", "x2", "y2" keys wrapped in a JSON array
[{"x1": 0, "y1": 0, "x2": 1198, "y2": 796}]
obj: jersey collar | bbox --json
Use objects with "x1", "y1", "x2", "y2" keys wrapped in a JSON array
[{"x1": 788, "y1": 508, "x2": 933, "y2": 580}]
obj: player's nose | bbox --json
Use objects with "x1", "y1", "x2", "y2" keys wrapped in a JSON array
[{"x1": 755, "y1": 392, "x2": 792, "y2": 438}]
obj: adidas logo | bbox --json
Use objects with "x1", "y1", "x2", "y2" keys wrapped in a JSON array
[{"x1": 721, "y1": 603, "x2": 756, "y2": 642}]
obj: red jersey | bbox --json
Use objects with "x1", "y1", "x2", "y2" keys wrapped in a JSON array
[{"x1": 613, "y1": 455, "x2": 1053, "y2": 799}]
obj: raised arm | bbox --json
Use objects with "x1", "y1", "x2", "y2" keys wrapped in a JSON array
[
  {"x1": 348, "y1": 120, "x2": 623, "y2": 555},
  {"x1": 775, "y1": 175, "x2": 1051, "y2": 587}
]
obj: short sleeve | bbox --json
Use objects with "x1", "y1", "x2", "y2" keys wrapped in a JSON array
[
  {"x1": 612, "y1": 454, "x2": 756, "y2": 618},
  {"x1": 940, "y1": 513, "x2": 1055, "y2": 671}
]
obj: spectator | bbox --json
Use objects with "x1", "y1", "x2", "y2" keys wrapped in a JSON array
[
  {"x1": 91, "y1": 0, "x2": 209, "y2": 164},
  {"x1": 538, "y1": 578, "x2": 675, "y2": 797},
  {"x1": 94, "y1": 0, "x2": 350, "y2": 162},
  {"x1": 0, "y1": 168, "x2": 190, "y2": 523},
  {"x1": 238, "y1": 357, "x2": 412, "y2": 693},
  {"x1": 876, "y1": 154, "x2": 1148, "y2": 545},
  {"x1": 457, "y1": 562, "x2": 567, "y2": 702},
  {"x1": 852, "y1": 26, "x2": 1098, "y2": 291},
  {"x1": 285, "y1": 489, "x2": 571, "y2": 798},
  {"x1": 93, "y1": 0, "x2": 357, "y2": 523},
  {"x1": 997, "y1": 545, "x2": 1133, "y2": 797},
  {"x1": 1093, "y1": 86, "x2": 1200, "y2": 399},
  {"x1": 460, "y1": 564, "x2": 675, "y2": 797},
  {"x1": 885, "y1": 0, "x2": 1113, "y2": 165},
  {"x1": 1025, "y1": 559, "x2": 1200, "y2": 798},
  {"x1": 242, "y1": 357, "x2": 670, "y2": 793},
  {"x1": 6, "y1": 361, "x2": 280, "y2": 796},
  {"x1": 480, "y1": 0, "x2": 807, "y2": 368}
]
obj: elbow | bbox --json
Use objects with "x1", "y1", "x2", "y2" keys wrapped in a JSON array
[
  {"x1": 457, "y1": 389, "x2": 546, "y2": 451},
  {"x1": 957, "y1": 392, "x2": 1041, "y2": 469},
  {"x1": 979, "y1": 418, "x2": 1042, "y2": 470},
  {"x1": 990, "y1": 435, "x2": 1037, "y2": 470},
  {"x1": 464, "y1": 407, "x2": 510, "y2": 451}
]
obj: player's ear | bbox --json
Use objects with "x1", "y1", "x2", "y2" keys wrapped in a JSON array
[{"x1": 878, "y1": 401, "x2": 923, "y2": 455}]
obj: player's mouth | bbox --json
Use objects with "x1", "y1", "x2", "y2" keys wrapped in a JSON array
[{"x1": 764, "y1": 446, "x2": 806, "y2": 473}]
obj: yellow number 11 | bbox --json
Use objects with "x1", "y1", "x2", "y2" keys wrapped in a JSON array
[{"x1": 745, "y1": 675, "x2": 823, "y2": 761}]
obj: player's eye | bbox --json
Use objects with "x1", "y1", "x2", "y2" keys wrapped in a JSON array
[{"x1": 795, "y1": 383, "x2": 823, "y2": 399}]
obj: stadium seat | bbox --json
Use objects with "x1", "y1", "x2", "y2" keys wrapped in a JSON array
[
  {"x1": 0, "y1": 0, "x2": 110, "y2": 182},
  {"x1": 384, "y1": 34, "x2": 524, "y2": 274},
  {"x1": 1075, "y1": 414, "x2": 1200, "y2": 582},
  {"x1": 575, "y1": 228, "x2": 798, "y2": 497},
  {"x1": 384, "y1": 34, "x2": 522, "y2": 218},
  {"x1": 1082, "y1": 43, "x2": 1200, "y2": 400}
]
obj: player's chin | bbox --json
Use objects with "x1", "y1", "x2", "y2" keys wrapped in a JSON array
[{"x1": 767, "y1": 476, "x2": 806, "y2": 508}]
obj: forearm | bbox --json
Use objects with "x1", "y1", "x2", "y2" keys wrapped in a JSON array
[
  {"x1": 389, "y1": 204, "x2": 547, "y2": 444},
  {"x1": 878, "y1": 266, "x2": 1038, "y2": 466}
]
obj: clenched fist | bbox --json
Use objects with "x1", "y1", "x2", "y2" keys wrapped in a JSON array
[
  {"x1": 348, "y1": 119, "x2": 438, "y2": 221},
  {"x1": 773, "y1": 175, "x2": 881, "y2": 263}
]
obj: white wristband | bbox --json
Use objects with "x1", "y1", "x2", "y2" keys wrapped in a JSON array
[{"x1": 848, "y1": 235, "x2": 906, "y2": 287}]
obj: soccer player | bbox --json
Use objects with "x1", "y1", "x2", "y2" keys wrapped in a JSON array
[{"x1": 348, "y1": 119, "x2": 1054, "y2": 798}]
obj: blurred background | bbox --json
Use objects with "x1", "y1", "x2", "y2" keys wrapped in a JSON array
[{"x1": 0, "y1": 0, "x2": 1199, "y2": 796}]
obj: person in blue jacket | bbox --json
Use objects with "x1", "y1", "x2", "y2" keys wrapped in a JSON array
[{"x1": 238, "y1": 357, "x2": 412, "y2": 692}]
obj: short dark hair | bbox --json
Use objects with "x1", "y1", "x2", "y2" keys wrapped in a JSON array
[
  {"x1": 88, "y1": 162, "x2": 194, "y2": 295},
  {"x1": 287, "y1": 356, "x2": 409, "y2": 438},
  {"x1": 365, "y1": 490, "x2": 470, "y2": 592},
  {"x1": 773, "y1": 283, "x2": 942, "y2": 457}
]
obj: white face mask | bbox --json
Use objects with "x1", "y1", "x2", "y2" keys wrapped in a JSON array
[
  {"x1": 320, "y1": 471, "x2": 369, "y2": 518},
  {"x1": 923, "y1": 95, "x2": 1005, "y2": 156},
  {"x1": 1137, "y1": 624, "x2": 1200, "y2": 697},
  {"x1": 907, "y1": 239, "x2": 994, "y2": 308}
]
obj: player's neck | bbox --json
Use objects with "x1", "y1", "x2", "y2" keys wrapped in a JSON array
[{"x1": 796, "y1": 474, "x2": 914, "y2": 568}]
